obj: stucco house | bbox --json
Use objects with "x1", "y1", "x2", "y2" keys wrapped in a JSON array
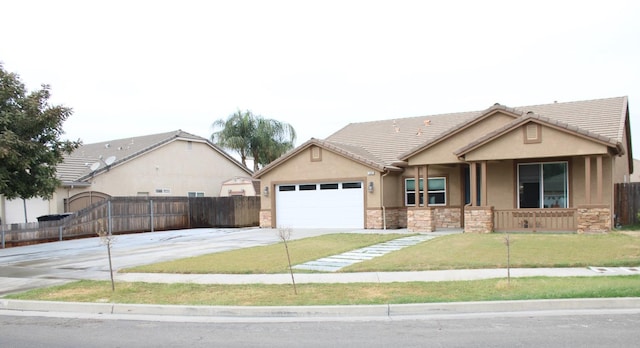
[
  {"x1": 254, "y1": 97, "x2": 633, "y2": 233},
  {"x1": 0, "y1": 130, "x2": 252, "y2": 223}
]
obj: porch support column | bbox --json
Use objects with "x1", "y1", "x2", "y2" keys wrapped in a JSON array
[
  {"x1": 414, "y1": 165, "x2": 420, "y2": 205},
  {"x1": 407, "y1": 165, "x2": 436, "y2": 232},
  {"x1": 480, "y1": 161, "x2": 488, "y2": 207},
  {"x1": 469, "y1": 162, "x2": 477, "y2": 207},
  {"x1": 584, "y1": 156, "x2": 591, "y2": 205},
  {"x1": 596, "y1": 155, "x2": 603, "y2": 204},
  {"x1": 577, "y1": 155, "x2": 610, "y2": 233},
  {"x1": 424, "y1": 165, "x2": 429, "y2": 204}
]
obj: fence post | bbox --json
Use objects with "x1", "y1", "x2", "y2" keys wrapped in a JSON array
[
  {"x1": 108, "y1": 200, "x2": 112, "y2": 236},
  {"x1": 150, "y1": 199, "x2": 154, "y2": 233},
  {"x1": 1, "y1": 224, "x2": 5, "y2": 249},
  {"x1": 59, "y1": 226, "x2": 63, "y2": 241}
]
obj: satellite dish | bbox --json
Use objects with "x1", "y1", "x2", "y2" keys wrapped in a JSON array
[
  {"x1": 104, "y1": 156, "x2": 116, "y2": 166},
  {"x1": 90, "y1": 162, "x2": 100, "y2": 171}
]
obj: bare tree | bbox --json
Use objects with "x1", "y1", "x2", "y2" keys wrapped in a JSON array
[
  {"x1": 97, "y1": 219, "x2": 116, "y2": 292},
  {"x1": 503, "y1": 232, "x2": 512, "y2": 285},
  {"x1": 277, "y1": 226, "x2": 297, "y2": 295}
]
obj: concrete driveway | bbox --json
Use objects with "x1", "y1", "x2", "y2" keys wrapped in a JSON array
[{"x1": 0, "y1": 227, "x2": 360, "y2": 295}]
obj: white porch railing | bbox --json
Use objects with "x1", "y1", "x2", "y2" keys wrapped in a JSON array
[{"x1": 493, "y1": 208, "x2": 577, "y2": 232}]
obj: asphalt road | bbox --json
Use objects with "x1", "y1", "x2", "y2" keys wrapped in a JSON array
[{"x1": 1, "y1": 309, "x2": 639, "y2": 347}]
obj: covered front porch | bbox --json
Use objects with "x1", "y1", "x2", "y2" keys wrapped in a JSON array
[
  {"x1": 465, "y1": 155, "x2": 612, "y2": 234},
  {"x1": 406, "y1": 155, "x2": 612, "y2": 234}
]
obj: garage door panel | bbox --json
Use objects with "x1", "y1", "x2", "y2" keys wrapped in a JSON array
[{"x1": 276, "y1": 182, "x2": 364, "y2": 228}]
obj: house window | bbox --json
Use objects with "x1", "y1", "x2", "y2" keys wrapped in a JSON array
[
  {"x1": 405, "y1": 178, "x2": 446, "y2": 206},
  {"x1": 155, "y1": 188, "x2": 171, "y2": 194},
  {"x1": 299, "y1": 184, "x2": 317, "y2": 191},
  {"x1": 320, "y1": 183, "x2": 339, "y2": 190},
  {"x1": 342, "y1": 182, "x2": 362, "y2": 189},
  {"x1": 518, "y1": 162, "x2": 568, "y2": 208},
  {"x1": 188, "y1": 191, "x2": 205, "y2": 197},
  {"x1": 279, "y1": 185, "x2": 296, "y2": 192}
]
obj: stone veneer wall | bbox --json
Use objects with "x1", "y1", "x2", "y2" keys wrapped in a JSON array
[
  {"x1": 398, "y1": 208, "x2": 408, "y2": 228},
  {"x1": 433, "y1": 207, "x2": 462, "y2": 228},
  {"x1": 259, "y1": 210, "x2": 272, "y2": 228},
  {"x1": 407, "y1": 208, "x2": 436, "y2": 232},
  {"x1": 366, "y1": 208, "x2": 404, "y2": 229},
  {"x1": 464, "y1": 206, "x2": 494, "y2": 233},
  {"x1": 576, "y1": 205, "x2": 611, "y2": 233}
]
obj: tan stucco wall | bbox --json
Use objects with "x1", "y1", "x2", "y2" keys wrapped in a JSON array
[
  {"x1": 53, "y1": 140, "x2": 250, "y2": 213},
  {"x1": 258, "y1": 146, "x2": 376, "y2": 211},
  {"x1": 486, "y1": 160, "x2": 515, "y2": 209},
  {"x1": 571, "y1": 156, "x2": 614, "y2": 207},
  {"x1": 464, "y1": 124, "x2": 610, "y2": 162},
  {"x1": 409, "y1": 112, "x2": 515, "y2": 165}
]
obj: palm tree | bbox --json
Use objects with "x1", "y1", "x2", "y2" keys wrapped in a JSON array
[
  {"x1": 211, "y1": 110, "x2": 255, "y2": 167},
  {"x1": 211, "y1": 110, "x2": 296, "y2": 171},
  {"x1": 250, "y1": 117, "x2": 296, "y2": 172}
]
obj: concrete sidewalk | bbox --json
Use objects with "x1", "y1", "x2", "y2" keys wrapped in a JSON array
[{"x1": 115, "y1": 266, "x2": 640, "y2": 285}]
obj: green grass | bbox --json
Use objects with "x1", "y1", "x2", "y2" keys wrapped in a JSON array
[
  {"x1": 124, "y1": 233, "x2": 406, "y2": 274},
  {"x1": 125, "y1": 232, "x2": 640, "y2": 274},
  {"x1": 344, "y1": 232, "x2": 640, "y2": 271},
  {"x1": 8, "y1": 276, "x2": 640, "y2": 306}
]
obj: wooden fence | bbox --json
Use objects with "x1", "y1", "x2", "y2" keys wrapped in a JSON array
[
  {"x1": 1, "y1": 196, "x2": 260, "y2": 248},
  {"x1": 614, "y1": 183, "x2": 640, "y2": 226}
]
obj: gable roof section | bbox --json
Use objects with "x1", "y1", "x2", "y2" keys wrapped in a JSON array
[
  {"x1": 253, "y1": 138, "x2": 404, "y2": 178},
  {"x1": 397, "y1": 103, "x2": 524, "y2": 160},
  {"x1": 454, "y1": 111, "x2": 624, "y2": 159},
  {"x1": 58, "y1": 130, "x2": 251, "y2": 185}
]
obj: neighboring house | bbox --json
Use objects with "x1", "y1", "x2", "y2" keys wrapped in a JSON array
[
  {"x1": 630, "y1": 159, "x2": 640, "y2": 182},
  {"x1": 0, "y1": 130, "x2": 252, "y2": 223},
  {"x1": 219, "y1": 177, "x2": 260, "y2": 197},
  {"x1": 254, "y1": 97, "x2": 633, "y2": 233}
]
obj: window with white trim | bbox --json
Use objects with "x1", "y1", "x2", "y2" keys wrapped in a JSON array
[
  {"x1": 405, "y1": 177, "x2": 446, "y2": 206},
  {"x1": 188, "y1": 191, "x2": 205, "y2": 197},
  {"x1": 518, "y1": 162, "x2": 568, "y2": 208}
]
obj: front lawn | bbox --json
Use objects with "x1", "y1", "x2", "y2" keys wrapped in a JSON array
[{"x1": 124, "y1": 232, "x2": 640, "y2": 274}]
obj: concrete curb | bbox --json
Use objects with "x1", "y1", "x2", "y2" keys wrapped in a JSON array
[{"x1": 2, "y1": 298, "x2": 640, "y2": 319}]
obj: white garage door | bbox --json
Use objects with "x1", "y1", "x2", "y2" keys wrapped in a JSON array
[{"x1": 275, "y1": 182, "x2": 364, "y2": 228}]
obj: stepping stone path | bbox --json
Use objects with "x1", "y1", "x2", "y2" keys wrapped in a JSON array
[{"x1": 292, "y1": 234, "x2": 437, "y2": 272}]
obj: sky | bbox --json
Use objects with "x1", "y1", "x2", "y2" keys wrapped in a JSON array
[{"x1": 2, "y1": 0, "x2": 640, "y2": 156}]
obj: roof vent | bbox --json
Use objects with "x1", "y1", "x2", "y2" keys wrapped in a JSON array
[
  {"x1": 423, "y1": 120, "x2": 431, "y2": 126},
  {"x1": 494, "y1": 102, "x2": 501, "y2": 106},
  {"x1": 526, "y1": 111, "x2": 534, "y2": 115},
  {"x1": 105, "y1": 143, "x2": 110, "y2": 148}
]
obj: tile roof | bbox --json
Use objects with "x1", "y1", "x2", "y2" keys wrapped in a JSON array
[
  {"x1": 454, "y1": 111, "x2": 624, "y2": 158},
  {"x1": 323, "y1": 96, "x2": 629, "y2": 168},
  {"x1": 57, "y1": 130, "x2": 250, "y2": 185}
]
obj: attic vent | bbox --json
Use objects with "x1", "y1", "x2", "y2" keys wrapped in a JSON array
[
  {"x1": 524, "y1": 123, "x2": 542, "y2": 144},
  {"x1": 310, "y1": 146, "x2": 322, "y2": 162}
]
